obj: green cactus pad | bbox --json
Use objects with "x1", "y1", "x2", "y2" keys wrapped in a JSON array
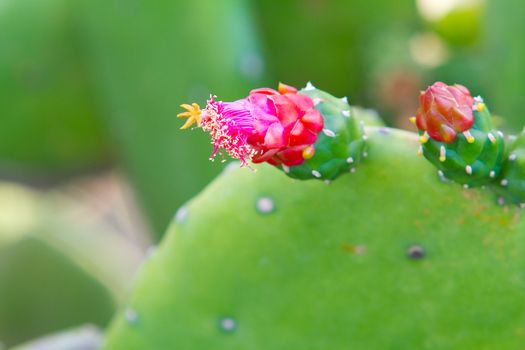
[
  {"x1": 419, "y1": 107, "x2": 506, "y2": 187},
  {"x1": 104, "y1": 127, "x2": 525, "y2": 349},
  {"x1": 492, "y1": 131, "x2": 525, "y2": 206},
  {"x1": 283, "y1": 86, "x2": 367, "y2": 181}
]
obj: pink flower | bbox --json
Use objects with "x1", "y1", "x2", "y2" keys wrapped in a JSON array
[
  {"x1": 415, "y1": 82, "x2": 474, "y2": 143},
  {"x1": 196, "y1": 83, "x2": 324, "y2": 167}
]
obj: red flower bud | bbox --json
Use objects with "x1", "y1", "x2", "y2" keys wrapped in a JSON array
[{"x1": 415, "y1": 82, "x2": 474, "y2": 143}]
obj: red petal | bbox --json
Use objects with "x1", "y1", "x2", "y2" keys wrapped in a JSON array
[
  {"x1": 301, "y1": 109, "x2": 323, "y2": 133},
  {"x1": 250, "y1": 88, "x2": 279, "y2": 95},
  {"x1": 278, "y1": 82, "x2": 298, "y2": 94},
  {"x1": 289, "y1": 120, "x2": 318, "y2": 146},
  {"x1": 276, "y1": 146, "x2": 306, "y2": 166},
  {"x1": 264, "y1": 122, "x2": 286, "y2": 148}
]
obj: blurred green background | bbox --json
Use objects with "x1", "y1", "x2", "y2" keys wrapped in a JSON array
[{"x1": 0, "y1": 0, "x2": 523, "y2": 347}]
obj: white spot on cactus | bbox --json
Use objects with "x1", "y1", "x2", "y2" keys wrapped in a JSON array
[
  {"x1": 501, "y1": 179, "x2": 509, "y2": 187},
  {"x1": 304, "y1": 81, "x2": 315, "y2": 91},
  {"x1": 439, "y1": 146, "x2": 446, "y2": 162},
  {"x1": 509, "y1": 153, "x2": 517, "y2": 161},
  {"x1": 417, "y1": 146, "x2": 423, "y2": 156},
  {"x1": 487, "y1": 133, "x2": 496, "y2": 144},
  {"x1": 490, "y1": 170, "x2": 496, "y2": 178},
  {"x1": 323, "y1": 129, "x2": 336, "y2": 137},
  {"x1": 256, "y1": 197, "x2": 275, "y2": 214},
  {"x1": 497, "y1": 131, "x2": 504, "y2": 138},
  {"x1": 324, "y1": 180, "x2": 331, "y2": 185},
  {"x1": 313, "y1": 98, "x2": 323, "y2": 106},
  {"x1": 350, "y1": 167, "x2": 357, "y2": 173},
  {"x1": 341, "y1": 96, "x2": 349, "y2": 104},
  {"x1": 346, "y1": 157, "x2": 354, "y2": 164},
  {"x1": 342, "y1": 110, "x2": 350, "y2": 117},
  {"x1": 474, "y1": 95, "x2": 484, "y2": 104},
  {"x1": 362, "y1": 134, "x2": 369, "y2": 141},
  {"x1": 465, "y1": 165, "x2": 472, "y2": 175},
  {"x1": 219, "y1": 317, "x2": 236, "y2": 332},
  {"x1": 175, "y1": 206, "x2": 188, "y2": 224},
  {"x1": 311, "y1": 170, "x2": 322, "y2": 178},
  {"x1": 520, "y1": 203, "x2": 525, "y2": 209},
  {"x1": 125, "y1": 308, "x2": 139, "y2": 325},
  {"x1": 379, "y1": 128, "x2": 390, "y2": 135},
  {"x1": 282, "y1": 165, "x2": 290, "y2": 173},
  {"x1": 407, "y1": 245, "x2": 425, "y2": 260},
  {"x1": 362, "y1": 152, "x2": 368, "y2": 158},
  {"x1": 145, "y1": 245, "x2": 158, "y2": 259},
  {"x1": 463, "y1": 184, "x2": 469, "y2": 189},
  {"x1": 498, "y1": 197, "x2": 505, "y2": 206},
  {"x1": 438, "y1": 170, "x2": 444, "y2": 177}
]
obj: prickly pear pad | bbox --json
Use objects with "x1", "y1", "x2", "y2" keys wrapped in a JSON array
[{"x1": 104, "y1": 128, "x2": 525, "y2": 350}]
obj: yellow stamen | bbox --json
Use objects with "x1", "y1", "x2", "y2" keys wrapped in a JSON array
[
  {"x1": 439, "y1": 146, "x2": 446, "y2": 162},
  {"x1": 476, "y1": 103, "x2": 485, "y2": 112},
  {"x1": 177, "y1": 103, "x2": 202, "y2": 129},
  {"x1": 409, "y1": 116, "x2": 416, "y2": 125},
  {"x1": 302, "y1": 146, "x2": 315, "y2": 160},
  {"x1": 463, "y1": 130, "x2": 475, "y2": 143},
  {"x1": 419, "y1": 131, "x2": 429, "y2": 144}
]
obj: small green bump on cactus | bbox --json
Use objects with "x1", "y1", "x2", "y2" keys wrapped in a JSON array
[{"x1": 414, "y1": 83, "x2": 506, "y2": 187}]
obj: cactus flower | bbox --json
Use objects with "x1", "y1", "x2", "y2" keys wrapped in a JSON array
[
  {"x1": 178, "y1": 83, "x2": 324, "y2": 167},
  {"x1": 415, "y1": 82, "x2": 474, "y2": 143}
]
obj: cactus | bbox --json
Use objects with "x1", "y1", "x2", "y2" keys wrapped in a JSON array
[
  {"x1": 413, "y1": 82, "x2": 505, "y2": 187},
  {"x1": 178, "y1": 82, "x2": 366, "y2": 181},
  {"x1": 103, "y1": 82, "x2": 525, "y2": 349}
]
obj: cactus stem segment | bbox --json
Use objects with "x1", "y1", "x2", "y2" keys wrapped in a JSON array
[
  {"x1": 463, "y1": 130, "x2": 475, "y2": 143},
  {"x1": 177, "y1": 103, "x2": 202, "y2": 129},
  {"x1": 466, "y1": 165, "x2": 473, "y2": 175},
  {"x1": 439, "y1": 146, "x2": 446, "y2": 162}
]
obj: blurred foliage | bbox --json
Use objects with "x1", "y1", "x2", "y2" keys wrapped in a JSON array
[
  {"x1": 253, "y1": 0, "x2": 418, "y2": 104},
  {"x1": 0, "y1": 182, "x2": 143, "y2": 348},
  {"x1": 0, "y1": 0, "x2": 112, "y2": 177},
  {"x1": 76, "y1": 0, "x2": 265, "y2": 238},
  {"x1": 486, "y1": 0, "x2": 525, "y2": 132}
]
